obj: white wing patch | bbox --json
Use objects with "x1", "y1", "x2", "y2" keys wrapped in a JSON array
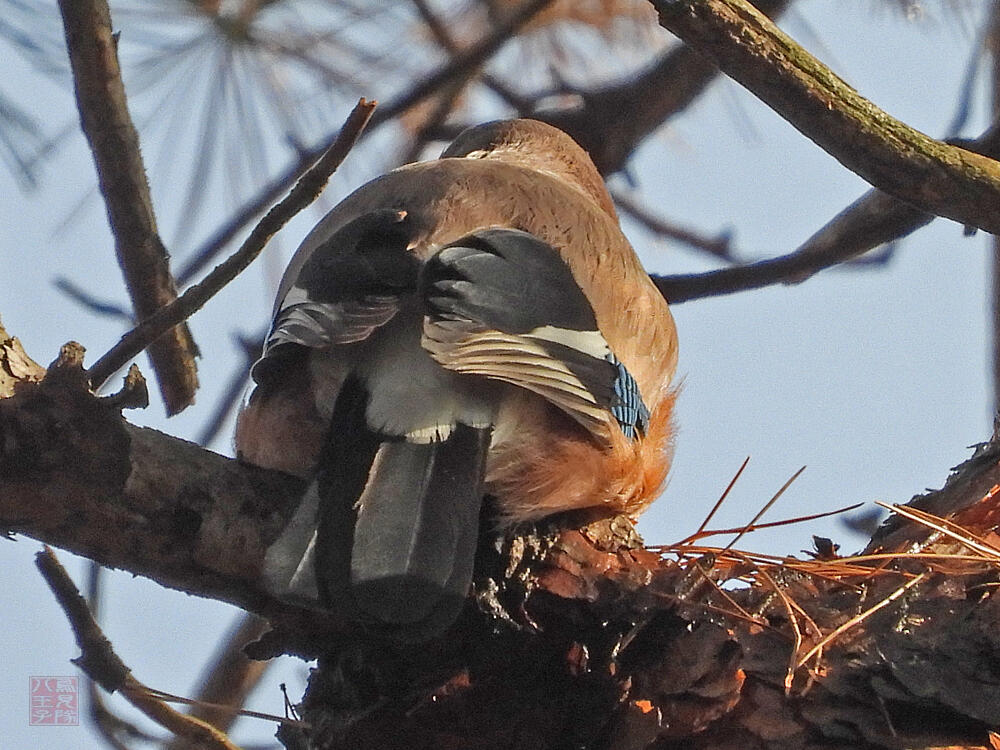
[
  {"x1": 523, "y1": 324, "x2": 612, "y2": 360},
  {"x1": 422, "y1": 319, "x2": 615, "y2": 436},
  {"x1": 359, "y1": 317, "x2": 497, "y2": 442}
]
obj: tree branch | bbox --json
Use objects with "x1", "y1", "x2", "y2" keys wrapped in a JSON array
[
  {"x1": 85, "y1": 98, "x2": 376, "y2": 391},
  {"x1": 650, "y1": 0, "x2": 1000, "y2": 235},
  {"x1": 176, "y1": 0, "x2": 554, "y2": 285},
  {"x1": 36, "y1": 547, "x2": 249, "y2": 750},
  {"x1": 58, "y1": 0, "x2": 198, "y2": 414},
  {"x1": 654, "y1": 122, "x2": 1000, "y2": 303},
  {"x1": 3, "y1": 349, "x2": 294, "y2": 612},
  {"x1": 653, "y1": 188, "x2": 925, "y2": 302},
  {"x1": 540, "y1": 0, "x2": 792, "y2": 175},
  {"x1": 614, "y1": 189, "x2": 737, "y2": 261},
  {"x1": 5, "y1": 333, "x2": 1000, "y2": 748}
]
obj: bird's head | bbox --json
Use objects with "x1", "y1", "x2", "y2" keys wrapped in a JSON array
[{"x1": 441, "y1": 119, "x2": 617, "y2": 219}]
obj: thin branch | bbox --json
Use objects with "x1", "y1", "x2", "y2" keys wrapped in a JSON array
[
  {"x1": 85, "y1": 98, "x2": 376, "y2": 391},
  {"x1": 35, "y1": 547, "x2": 244, "y2": 750},
  {"x1": 85, "y1": 561, "x2": 157, "y2": 750},
  {"x1": 57, "y1": 0, "x2": 198, "y2": 414},
  {"x1": 175, "y1": 148, "x2": 314, "y2": 286},
  {"x1": 54, "y1": 277, "x2": 133, "y2": 322},
  {"x1": 371, "y1": 0, "x2": 552, "y2": 128},
  {"x1": 650, "y1": 0, "x2": 1000, "y2": 235},
  {"x1": 400, "y1": 0, "x2": 478, "y2": 164},
  {"x1": 653, "y1": 188, "x2": 929, "y2": 303},
  {"x1": 164, "y1": 613, "x2": 272, "y2": 749},
  {"x1": 409, "y1": 0, "x2": 528, "y2": 113},
  {"x1": 614, "y1": 189, "x2": 736, "y2": 261},
  {"x1": 176, "y1": 0, "x2": 553, "y2": 284},
  {"x1": 655, "y1": 121, "x2": 1000, "y2": 303}
]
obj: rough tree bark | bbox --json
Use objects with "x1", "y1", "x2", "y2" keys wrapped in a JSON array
[{"x1": 3, "y1": 327, "x2": 1000, "y2": 750}]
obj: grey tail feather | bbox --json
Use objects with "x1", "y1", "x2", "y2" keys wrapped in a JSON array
[
  {"x1": 314, "y1": 375, "x2": 490, "y2": 637},
  {"x1": 261, "y1": 481, "x2": 322, "y2": 606}
]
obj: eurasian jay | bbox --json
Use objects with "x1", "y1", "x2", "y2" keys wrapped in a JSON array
[{"x1": 236, "y1": 119, "x2": 677, "y2": 636}]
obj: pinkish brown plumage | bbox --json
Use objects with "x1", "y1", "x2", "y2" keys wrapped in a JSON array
[{"x1": 237, "y1": 119, "x2": 677, "y2": 636}]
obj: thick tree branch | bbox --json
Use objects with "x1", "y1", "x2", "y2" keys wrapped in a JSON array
[
  {"x1": 58, "y1": 0, "x2": 198, "y2": 414},
  {"x1": 2, "y1": 348, "x2": 298, "y2": 615},
  {"x1": 5, "y1": 336, "x2": 1000, "y2": 748},
  {"x1": 650, "y1": 0, "x2": 1000, "y2": 236}
]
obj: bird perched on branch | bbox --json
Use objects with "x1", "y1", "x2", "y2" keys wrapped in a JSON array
[{"x1": 236, "y1": 119, "x2": 677, "y2": 637}]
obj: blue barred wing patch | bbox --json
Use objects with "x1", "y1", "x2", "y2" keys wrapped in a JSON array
[{"x1": 608, "y1": 353, "x2": 650, "y2": 440}]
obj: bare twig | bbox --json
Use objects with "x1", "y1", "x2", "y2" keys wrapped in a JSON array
[
  {"x1": 54, "y1": 277, "x2": 132, "y2": 322},
  {"x1": 164, "y1": 613, "x2": 272, "y2": 750},
  {"x1": 35, "y1": 547, "x2": 243, "y2": 750},
  {"x1": 175, "y1": 149, "x2": 320, "y2": 287},
  {"x1": 653, "y1": 189, "x2": 929, "y2": 303},
  {"x1": 614, "y1": 189, "x2": 736, "y2": 261},
  {"x1": 650, "y1": 0, "x2": 1000, "y2": 235},
  {"x1": 369, "y1": 0, "x2": 552, "y2": 128},
  {"x1": 408, "y1": 0, "x2": 533, "y2": 117},
  {"x1": 654, "y1": 120, "x2": 1000, "y2": 303},
  {"x1": 57, "y1": 0, "x2": 198, "y2": 414},
  {"x1": 85, "y1": 562, "x2": 158, "y2": 750},
  {"x1": 85, "y1": 98, "x2": 376, "y2": 391}
]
